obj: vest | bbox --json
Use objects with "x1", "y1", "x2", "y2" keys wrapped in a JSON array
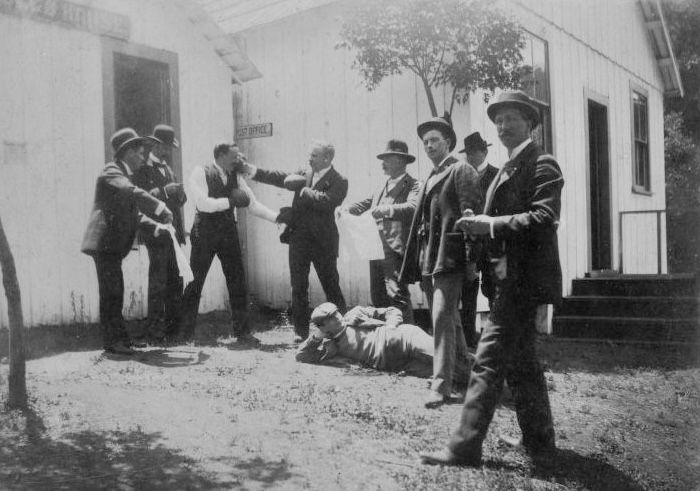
[{"x1": 191, "y1": 163, "x2": 238, "y2": 237}]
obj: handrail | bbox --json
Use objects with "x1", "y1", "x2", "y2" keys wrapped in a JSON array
[{"x1": 618, "y1": 209, "x2": 666, "y2": 274}]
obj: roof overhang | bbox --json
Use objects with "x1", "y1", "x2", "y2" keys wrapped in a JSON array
[
  {"x1": 171, "y1": 0, "x2": 262, "y2": 83},
  {"x1": 639, "y1": 0, "x2": 684, "y2": 98}
]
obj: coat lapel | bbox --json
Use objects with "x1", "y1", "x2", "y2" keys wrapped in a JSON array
[
  {"x1": 425, "y1": 156, "x2": 456, "y2": 195},
  {"x1": 312, "y1": 167, "x2": 334, "y2": 190},
  {"x1": 484, "y1": 143, "x2": 535, "y2": 214}
]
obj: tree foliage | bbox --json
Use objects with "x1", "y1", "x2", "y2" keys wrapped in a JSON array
[{"x1": 337, "y1": 0, "x2": 524, "y2": 117}]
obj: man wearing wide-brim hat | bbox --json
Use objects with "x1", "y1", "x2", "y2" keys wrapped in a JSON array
[
  {"x1": 421, "y1": 90, "x2": 564, "y2": 467},
  {"x1": 338, "y1": 139, "x2": 421, "y2": 323},
  {"x1": 133, "y1": 124, "x2": 188, "y2": 342},
  {"x1": 399, "y1": 113, "x2": 482, "y2": 409},
  {"x1": 81, "y1": 127, "x2": 174, "y2": 356}
]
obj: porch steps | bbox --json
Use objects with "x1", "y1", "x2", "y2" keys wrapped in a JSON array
[{"x1": 552, "y1": 274, "x2": 700, "y2": 342}]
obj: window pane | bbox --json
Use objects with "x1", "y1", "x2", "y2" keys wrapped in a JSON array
[{"x1": 519, "y1": 33, "x2": 552, "y2": 153}]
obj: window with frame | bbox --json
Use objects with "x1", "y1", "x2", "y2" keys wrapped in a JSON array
[
  {"x1": 519, "y1": 33, "x2": 552, "y2": 153},
  {"x1": 631, "y1": 89, "x2": 650, "y2": 193}
]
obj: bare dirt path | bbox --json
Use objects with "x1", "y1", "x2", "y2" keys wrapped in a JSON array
[{"x1": 1, "y1": 316, "x2": 698, "y2": 490}]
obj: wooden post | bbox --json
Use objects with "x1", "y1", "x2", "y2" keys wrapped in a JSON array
[{"x1": 0, "y1": 215, "x2": 27, "y2": 409}]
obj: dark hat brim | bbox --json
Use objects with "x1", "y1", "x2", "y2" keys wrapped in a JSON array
[
  {"x1": 458, "y1": 142, "x2": 492, "y2": 153},
  {"x1": 487, "y1": 100, "x2": 540, "y2": 127},
  {"x1": 147, "y1": 135, "x2": 179, "y2": 148},
  {"x1": 114, "y1": 136, "x2": 150, "y2": 156},
  {"x1": 417, "y1": 121, "x2": 457, "y2": 152},
  {"x1": 376, "y1": 151, "x2": 416, "y2": 163}
]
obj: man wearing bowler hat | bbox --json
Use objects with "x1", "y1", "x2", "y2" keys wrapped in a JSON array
[
  {"x1": 132, "y1": 124, "x2": 187, "y2": 342},
  {"x1": 421, "y1": 91, "x2": 563, "y2": 466},
  {"x1": 81, "y1": 128, "x2": 174, "y2": 355},
  {"x1": 458, "y1": 131, "x2": 498, "y2": 348},
  {"x1": 339, "y1": 139, "x2": 421, "y2": 323},
  {"x1": 399, "y1": 114, "x2": 481, "y2": 409}
]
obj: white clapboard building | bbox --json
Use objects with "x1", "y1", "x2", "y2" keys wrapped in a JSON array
[{"x1": 0, "y1": 0, "x2": 684, "y2": 333}]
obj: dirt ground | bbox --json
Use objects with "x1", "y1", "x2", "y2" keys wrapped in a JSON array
[{"x1": 1, "y1": 310, "x2": 699, "y2": 490}]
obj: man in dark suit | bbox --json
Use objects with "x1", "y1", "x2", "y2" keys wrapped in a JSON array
[
  {"x1": 458, "y1": 132, "x2": 498, "y2": 348},
  {"x1": 400, "y1": 115, "x2": 481, "y2": 408},
  {"x1": 421, "y1": 91, "x2": 564, "y2": 467},
  {"x1": 132, "y1": 124, "x2": 187, "y2": 341},
  {"x1": 241, "y1": 140, "x2": 348, "y2": 341},
  {"x1": 340, "y1": 140, "x2": 421, "y2": 324},
  {"x1": 81, "y1": 128, "x2": 173, "y2": 355}
]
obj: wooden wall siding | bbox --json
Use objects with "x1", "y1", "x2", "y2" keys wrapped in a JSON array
[
  {"x1": 0, "y1": 0, "x2": 235, "y2": 328},
  {"x1": 235, "y1": 0, "x2": 668, "y2": 310}
]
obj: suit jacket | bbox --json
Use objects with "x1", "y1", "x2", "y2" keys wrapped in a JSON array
[
  {"x1": 481, "y1": 141, "x2": 564, "y2": 304},
  {"x1": 132, "y1": 157, "x2": 187, "y2": 244},
  {"x1": 399, "y1": 156, "x2": 481, "y2": 282},
  {"x1": 81, "y1": 161, "x2": 164, "y2": 258},
  {"x1": 253, "y1": 165, "x2": 348, "y2": 256},
  {"x1": 347, "y1": 173, "x2": 421, "y2": 256},
  {"x1": 478, "y1": 164, "x2": 499, "y2": 202}
]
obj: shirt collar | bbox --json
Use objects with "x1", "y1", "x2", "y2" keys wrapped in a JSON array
[
  {"x1": 118, "y1": 160, "x2": 133, "y2": 177},
  {"x1": 508, "y1": 138, "x2": 532, "y2": 161},
  {"x1": 477, "y1": 161, "x2": 490, "y2": 173},
  {"x1": 314, "y1": 165, "x2": 332, "y2": 179},
  {"x1": 387, "y1": 173, "x2": 407, "y2": 186},
  {"x1": 148, "y1": 152, "x2": 161, "y2": 165}
]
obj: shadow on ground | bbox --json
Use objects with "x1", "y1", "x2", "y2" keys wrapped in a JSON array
[
  {"x1": 0, "y1": 408, "x2": 239, "y2": 490},
  {"x1": 530, "y1": 448, "x2": 646, "y2": 491}
]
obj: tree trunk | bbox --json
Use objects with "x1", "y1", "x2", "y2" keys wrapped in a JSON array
[
  {"x1": 419, "y1": 76, "x2": 438, "y2": 117},
  {"x1": 0, "y1": 215, "x2": 26, "y2": 409}
]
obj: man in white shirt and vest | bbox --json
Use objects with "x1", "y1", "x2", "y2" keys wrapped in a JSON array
[
  {"x1": 340, "y1": 139, "x2": 421, "y2": 324},
  {"x1": 178, "y1": 143, "x2": 278, "y2": 345}
]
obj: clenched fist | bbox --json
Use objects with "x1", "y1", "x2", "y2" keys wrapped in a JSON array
[
  {"x1": 229, "y1": 188, "x2": 251, "y2": 208},
  {"x1": 283, "y1": 175, "x2": 306, "y2": 191}
]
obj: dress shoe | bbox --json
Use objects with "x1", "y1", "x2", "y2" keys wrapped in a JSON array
[
  {"x1": 104, "y1": 341, "x2": 136, "y2": 356},
  {"x1": 424, "y1": 391, "x2": 449, "y2": 409},
  {"x1": 236, "y1": 333, "x2": 261, "y2": 347},
  {"x1": 420, "y1": 448, "x2": 481, "y2": 467}
]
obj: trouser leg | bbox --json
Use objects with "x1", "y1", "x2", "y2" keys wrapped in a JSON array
[
  {"x1": 179, "y1": 234, "x2": 215, "y2": 339},
  {"x1": 507, "y1": 308, "x2": 555, "y2": 450},
  {"x1": 289, "y1": 242, "x2": 312, "y2": 338},
  {"x1": 461, "y1": 277, "x2": 480, "y2": 348},
  {"x1": 423, "y1": 272, "x2": 467, "y2": 395},
  {"x1": 217, "y1": 226, "x2": 249, "y2": 336},
  {"x1": 312, "y1": 248, "x2": 347, "y2": 313},
  {"x1": 94, "y1": 254, "x2": 127, "y2": 348},
  {"x1": 369, "y1": 259, "x2": 390, "y2": 307},
  {"x1": 145, "y1": 243, "x2": 168, "y2": 323},
  {"x1": 163, "y1": 244, "x2": 183, "y2": 335},
  {"x1": 383, "y1": 250, "x2": 414, "y2": 324}
]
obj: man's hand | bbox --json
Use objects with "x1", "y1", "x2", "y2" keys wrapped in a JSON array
[
  {"x1": 454, "y1": 214, "x2": 492, "y2": 236},
  {"x1": 283, "y1": 175, "x2": 306, "y2": 191},
  {"x1": 319, "y1": 339, "x2": 338, "y2": 361},
  {"x1": 277, "y1": 206, "x2": 293, "y2": 224},
  {"x1": 161, "y1": 207, "x2": 174, "y2": 224},
  {"x1": 164, "y1": 182, "x2": 184, "y2": 200},
  {"x1": 370, "y1": 205, "x2": 391, "y2": 219},
  {"x1": 335, "y1": 206, "x2": 349, "y2": 219}
]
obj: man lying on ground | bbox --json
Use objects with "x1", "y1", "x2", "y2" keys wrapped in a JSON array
[{"x1": 296, "y1": 302, "x2": 473, "y2": 379}]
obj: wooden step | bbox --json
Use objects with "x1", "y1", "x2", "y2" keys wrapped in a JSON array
[
  {"x1": 571, "y1": 275, "x2": 698, "y2": 297},
  {"x1": 556, "y1": 296, "x2": 699, "y2": 318},
  {"x1": 552, "y1": 316, "x2": 699, "y2": 343}
]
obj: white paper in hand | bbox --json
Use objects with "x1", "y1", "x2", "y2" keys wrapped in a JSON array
[
  {"x1": 166, "y1": 225, "x2": 194, "y2": 287},
  {"x1": 336, "y1": 212, "x2": 384, "y2": 260}
]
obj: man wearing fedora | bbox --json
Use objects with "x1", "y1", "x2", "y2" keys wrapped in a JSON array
[
  {"x1": 81, "y1": 128, "x2": 174, "y2": 355},
  {"x1": 132, "y1": 124, "x2": 187, "y2": 341},
  {"x1": 400, "y1": 114, "x2": 481, "y2": 409},
  {"x1": 458, "y1": 131, "x2": 498, "y2": 348},
  {"x1": 421, "y1": 91, "x2": 563, "y2": 467},
  {"x1": 339, "y1": 139, "x2": 421, "y2": 324}
]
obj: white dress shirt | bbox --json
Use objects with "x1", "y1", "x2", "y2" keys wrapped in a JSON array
[
  {"x1": 189, "y1": 163, "x2": 278, "y2": 223},
  {"x1": 311, "y1": 165, "x2": 332, "y2": 187},
  {"x1": 426, "y1": 155, "x2": 452, "y2": 190}
]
